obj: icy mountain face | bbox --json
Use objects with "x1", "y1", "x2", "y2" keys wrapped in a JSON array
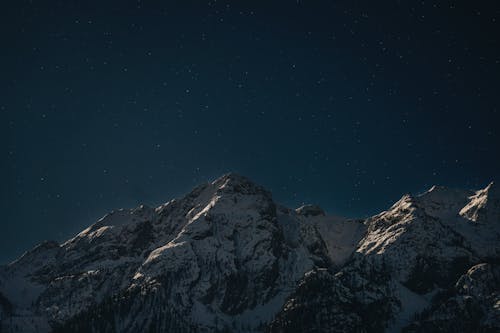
[
  {"x1": 1, "y1": 175, "x2": 499, "y2": 332},
  {"x1": 269, "y1": 182, "x2": 500, "y2": 333},
  {"x1": 0, "y1": 174, "x2": 361, "y2": 332},
  {"x1": 358, "y1": 193, "x2": 475, "y2": 292},
  {"x1": 460, "y1": 182, "x2": 500, "y2": 224}
]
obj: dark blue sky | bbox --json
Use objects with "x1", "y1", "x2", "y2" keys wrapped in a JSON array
[{"x1": 1, "y1": 1, "x2": 499, "y2": 263}]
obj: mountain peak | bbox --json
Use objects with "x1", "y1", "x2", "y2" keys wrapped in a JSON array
[
  {"x1": 460, "y1": 181, "x2": 500, "y2": 223},
  {"x1": 426, "y1": 184, "x2": 452, "y2": 194},
  {"x1": 484, "y1": 181, "x2": 498, "y2": 196},
  {"x1": 212, "y1": 172, "x2": 253, "y2": 186},
  {"x1": 419, "y1": 184, "x2": 472, "y2": 200},
  {"x1": 410, "y1": 184, "x2": 473, "y2": 219},
  {"x1": 211, "y1": 172, "x2": 270, "y2": 197},
  {"x1": 370, "y1": 185, "x2": 474, "y2": 221},
  {"x1": 2, "y1": 176, "x2": 499, "y2": 333},
  {"x1": 296, "y1": 204, "x2": 326, "y2": 217}
]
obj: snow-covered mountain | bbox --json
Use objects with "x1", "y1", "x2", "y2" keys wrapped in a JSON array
[{"x1": 0, "y1": 174, "x2": 499, "y2": 332}]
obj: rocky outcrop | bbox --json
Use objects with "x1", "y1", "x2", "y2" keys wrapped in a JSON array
[{"x1": 0, "y1": 174, "x2": 499, "y2": 332}]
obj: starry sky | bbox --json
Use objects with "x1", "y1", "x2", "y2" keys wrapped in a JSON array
[{"x1": 1, "y1": 1, "x2": 499, "y2": 263}]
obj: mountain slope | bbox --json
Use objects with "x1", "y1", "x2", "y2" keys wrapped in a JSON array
[{"x1": 0, "y1": 174, "x2": 499, "y2": 332}]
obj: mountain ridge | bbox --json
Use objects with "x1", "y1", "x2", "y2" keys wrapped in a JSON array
[{"x1": 1, "y1": 173, "x2": 499, "y2": 332}]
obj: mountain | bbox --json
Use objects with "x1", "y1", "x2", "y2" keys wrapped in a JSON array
[{"x1": 0, "y1": 174, "x2": 499, "y2": 333}]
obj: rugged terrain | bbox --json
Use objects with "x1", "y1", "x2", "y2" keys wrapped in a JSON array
[{"x1": 1, "y1": 174, "x2": 499, "y2": 332}]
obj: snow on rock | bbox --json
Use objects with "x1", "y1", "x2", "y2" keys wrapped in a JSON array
[
  {"x1": 405, "y1": 263, "x2": 500, "y2": 332},
  {"x1": 295, "y1": 204, "x2": 325, "y2": 217},
  {"x1": 358, "y1": 192, "x2": 474, "y2": 286},
  {"x1": 275, "y1": 182, "x2": 500, "y2": 333},
  {"x1": 0, "y1": 173, "x2": 357, "y2": 332},
  {"x1": 415, "y1": 185, "x2": 473, "y2": 219},
  {"x1": 1, "y1": 176, "x2": 499, "y2": 333},
  {"x1": 386, "y1": 283, "x2": 435, "y2": 333},
  {"x1": 460, "y1": 181, "x2": 500, "y2": 224},
  {"x1": 296, "y1": 210, "x2": 366, "y2": 267}
]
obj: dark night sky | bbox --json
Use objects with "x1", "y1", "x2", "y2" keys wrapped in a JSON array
[{"x1": 1, "y1": 1, "x2": 499, "y2": 263}]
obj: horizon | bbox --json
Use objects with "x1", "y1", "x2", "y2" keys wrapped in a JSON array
[
  {"x1": 2, "y1": 1, "x2": 500, "y2": 265},
  {"x1": 1, "y1": 172, "x2": 494, "y2": 265}
]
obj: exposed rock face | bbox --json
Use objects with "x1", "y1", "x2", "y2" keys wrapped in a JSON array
[
  {"x1": 460, "y1": 182, "x2": 500, "y2": 224},
  {"x1": 268, "y1": 268, "x2": 365, "y2": 333},
  {"x1": 270, "y1": 182, "x2": 500, "y2": 333},
  {"x1": 0, "y1": 174, "x2": 499, "y2": 332},
  {"x1": 404, "y1": 263, "x2": 500, "y2": 333}
]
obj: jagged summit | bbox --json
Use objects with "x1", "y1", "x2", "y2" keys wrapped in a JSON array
[
  {"x1": 296, "y1": 204, "x2": 326, "y2": 217},
  {"x1": 1, "y1": 176, "x2": 498, "y2": 333},
  {"x1": 419, "y1": 184, "x2": 473, "y2": 201},
  {"x1": 485, "y1": 180, "x2": 498, "y2": 192},
  {"x1": 414, "y1": 185, "x2": 474, "y2": 219},
  {"x1": 379, "y1": 184, "x2": 478, "y2": 221},
  {"x1": 460, "y1": 181, "x2": 500, "y2": 223},
  {"x1": 474, "y1": 181, "x2": 499, "y2": 201},
  {"x1": 212, "y1": 172, "x2": 253, "y2": 185},
  {"x1": 211, "y1": 172, "x2": 270, "y2": 196}
]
